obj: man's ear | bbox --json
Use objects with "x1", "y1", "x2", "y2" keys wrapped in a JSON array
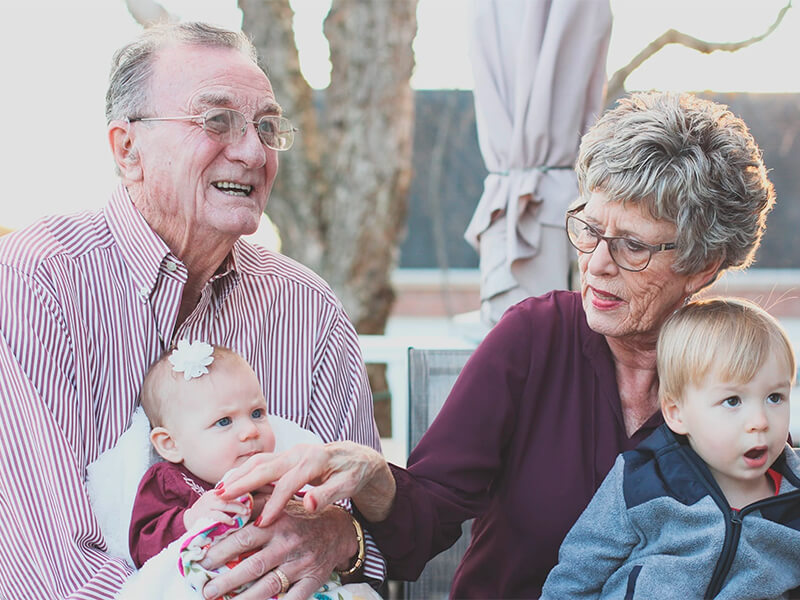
[
  {"x1": 108, "y1": 120, "x2": 143, "y2": 181},
  {"x1": 661, "y1": 397, "x2": 688, "y2": 435},
  {"x1": 150, "y1": 426, "x2": 183, "y2": 464}
]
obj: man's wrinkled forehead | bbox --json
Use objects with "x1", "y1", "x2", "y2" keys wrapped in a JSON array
[
  {"x1": 151, "y1": 42, "x2": 278, "y2": 113},
  {"x1": 191, "y1": 90, "x2": 282, "y2": 117}
]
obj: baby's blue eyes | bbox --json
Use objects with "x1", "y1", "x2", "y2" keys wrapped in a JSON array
[{"x1": 214, "y1": 410, "x2": 265, "y2": 427}]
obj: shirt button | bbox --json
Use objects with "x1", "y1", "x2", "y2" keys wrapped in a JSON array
[
  {"x1": 165, "y1": 261, "x2": 178, "y2": 272},
  {"x1": 138, "y1": 286, "x2": 149, "y2": 298}
]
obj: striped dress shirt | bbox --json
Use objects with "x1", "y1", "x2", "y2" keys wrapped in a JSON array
[{"x1": 0, "y1": 185, "x2": 384, "y2": 599}]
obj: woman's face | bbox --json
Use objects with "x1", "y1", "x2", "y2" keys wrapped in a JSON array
[{"x1": 577, "y1": 191, "x2": 710, "y2": 343}]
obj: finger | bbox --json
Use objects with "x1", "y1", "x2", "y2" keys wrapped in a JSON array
[
  {"x1": 219, "y1": 455, "x2": 293, "y2": 500},
  {"x1": 207, "y1": 567, "x2": 289, "y2": 600},
  {"x1": 222, "y1": 444, "x2": 329, "y2": 500},
  {"x1": 207, "y1": 511, "x2": 237, "y2": 526},
  {"x1": 201, "y1": 547, "x2": 276, "y2": 599},
  {"x1": 199, "y1": 524, "x2": 271, "y2": 570},
  {"x1": 220, "y1": 500, "x2": 250, "y2": 516},
  {"x1": 283, "y1": 576, "x2": 322, "y2": 600},
  {"x1": 254, "y1": 468, "x2": 315, "y2": 526},
  {"x1": 298, "y1": 472, "x2": 359, "y2": 514}
]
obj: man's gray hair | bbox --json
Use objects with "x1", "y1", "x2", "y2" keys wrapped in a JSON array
[
  {"x1": 105, "y1": 21, "x2": 259, "y2": 123},
  {"x1": 576, "y1": 91, "x2": 775, "y2": 277}
]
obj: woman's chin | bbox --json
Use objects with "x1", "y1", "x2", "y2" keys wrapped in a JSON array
[{"x1": 584, "y1": 304, "x2": 627, "y2": 338}]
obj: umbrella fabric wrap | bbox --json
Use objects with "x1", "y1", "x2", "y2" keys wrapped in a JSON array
[{"x1": 466, "y1": 0, "x2": 613, "y2": 324}]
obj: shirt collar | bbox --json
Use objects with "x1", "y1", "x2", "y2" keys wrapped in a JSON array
[
  {"x1": 104, "y1": 184, "x2": 243, "y2": 299},
  {"x1": 105, "y1": 184, "x2": 172, "y2": 298}
]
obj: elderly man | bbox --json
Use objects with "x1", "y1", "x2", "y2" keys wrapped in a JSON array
[{"x1": 0, "y1": 22, "x2": 383, "y2": 600}]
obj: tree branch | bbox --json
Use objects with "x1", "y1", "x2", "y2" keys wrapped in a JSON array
[
  {"x1": 125, "y1": 0, "x2": 173, "y2": 27},
  {"x1": 607, "y1": 0, "x2": 792, "y2": 100}
]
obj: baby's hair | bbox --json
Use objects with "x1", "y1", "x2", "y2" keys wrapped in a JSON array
[
  {"x1": 139, "y1": 344, "x2": 241, "y2": 427},
  {"x1": 658, "y1": 297, "x2": 796, "y2": 408}
]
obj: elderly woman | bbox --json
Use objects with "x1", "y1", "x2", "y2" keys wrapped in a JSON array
[{"x1": 211, "y1": 92, "x2": 775, "y2": 599}]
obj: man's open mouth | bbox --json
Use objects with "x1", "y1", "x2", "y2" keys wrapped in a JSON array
[{"x1": 213, "y1": 181, "x2": 253, "y2": 196}]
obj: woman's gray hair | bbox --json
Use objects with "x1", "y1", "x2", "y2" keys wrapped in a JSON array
[
  {"x1": 105, "y1": 22, "x2": 259, "y2": 123},
  {"x1": 576, "y1": 91, "x2": 775, "y2": 278}
]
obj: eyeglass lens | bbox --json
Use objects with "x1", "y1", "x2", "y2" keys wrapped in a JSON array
[
  {"x1": 566, "y1": 215, "x2": 652, "y2": 271},
  {"x1": 203, "y1": 108, "x2": 294, "y2": 151}
]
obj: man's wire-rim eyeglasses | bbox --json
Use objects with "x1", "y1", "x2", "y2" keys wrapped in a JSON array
[
  {"x1": 128, "y1": 107, "x2": 298, "y2": 151},
  {"x1": 565, "y1": 203, "x2": 676, "y2": 272}
]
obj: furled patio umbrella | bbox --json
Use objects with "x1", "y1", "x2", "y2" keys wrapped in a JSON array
[{"x1": 465, "y1": 0, "x2": 612, "y2": 325}]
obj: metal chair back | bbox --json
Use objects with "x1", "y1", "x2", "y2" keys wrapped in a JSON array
[{"x1": 403, "y1": 348, "x2": 473, "y2": 600}]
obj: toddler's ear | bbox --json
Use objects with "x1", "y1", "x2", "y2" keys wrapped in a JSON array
[
  {"x1": 661, "y1": 398, "x2": 689, "y2": 435},
  {"x1": 150, "y1": 427, "x2": 183, "y2": 463}
]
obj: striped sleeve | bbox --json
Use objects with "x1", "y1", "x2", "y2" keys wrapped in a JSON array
[
  {"x1": 0, "y1": 290, "x2": 132, "y2": 599},
  {"x1": 309, "y1": 304, "x2": 386, "y2": 580},
  {"x1": 309, "y1": 304, "x2": 381, "y2": 450}
]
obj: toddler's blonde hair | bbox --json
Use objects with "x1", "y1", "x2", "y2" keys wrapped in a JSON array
[{"x1": 658, "y1": 297, "x2": 795, "y2": 408}]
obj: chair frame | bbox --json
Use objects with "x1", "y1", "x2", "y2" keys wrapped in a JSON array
[{"x1": 401, "y1": 347, "x2": 473, "y2": 600}]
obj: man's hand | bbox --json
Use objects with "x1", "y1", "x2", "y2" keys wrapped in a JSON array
[
  {"x1": 199, "y1": 499, "x2": 357, "y2": 600},
  {"x1": 183, "y1": 490, "x2": 250, "y2": 531}
]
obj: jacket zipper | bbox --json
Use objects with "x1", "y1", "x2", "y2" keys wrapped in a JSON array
[{"x1": 705, "y1": 489, "x2": 800, "y2": 597}]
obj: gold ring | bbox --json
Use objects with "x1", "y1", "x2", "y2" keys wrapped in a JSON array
[{"x1": 273, "y1": 567, "x2": 291, "y2": 594}]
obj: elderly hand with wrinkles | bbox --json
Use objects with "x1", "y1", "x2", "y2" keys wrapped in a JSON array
[
  {"x1": 204, "y1": 442, "x2": 395, "y2": 599},
  {"x1": 199, "y1": 492, "x2": 356, "y2": 599}
]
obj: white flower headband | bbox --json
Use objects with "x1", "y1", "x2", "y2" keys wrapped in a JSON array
[{"x1": 169, "y1": 339, "x2": 214, "y2": 381}]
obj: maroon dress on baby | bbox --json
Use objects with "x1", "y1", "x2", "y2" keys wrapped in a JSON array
[{"x1": 128, "y1": 461, "x2": 214, "y2": 568}]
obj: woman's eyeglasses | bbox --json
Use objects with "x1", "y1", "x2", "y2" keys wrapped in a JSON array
[{"x1": 565, "y1": 204, "x2": 676, "y2": 272}]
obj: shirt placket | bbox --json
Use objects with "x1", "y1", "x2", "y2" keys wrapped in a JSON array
[{"x1": 148, "y1": 258, "x2": 187, "y2": 350}]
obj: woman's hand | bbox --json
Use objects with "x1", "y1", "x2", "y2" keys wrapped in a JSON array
[
  {"x1": 217, "y1": 441, "x2": 396, "y2": 526},
  {"x1": 199, "y1": 500, "x2": 355, "y2": 600}
]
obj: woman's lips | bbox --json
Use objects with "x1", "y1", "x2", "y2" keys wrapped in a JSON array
[
  {"x1": 743, "y1": 446, "x2": 768, "y2": 469},
  {"x1": 589, "y1": 286, "x2": 622, "y2": 308}
]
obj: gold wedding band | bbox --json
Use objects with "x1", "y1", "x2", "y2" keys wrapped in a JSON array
[{"x1": 273, "y1": 567, "x2": 291, "y2": 594}]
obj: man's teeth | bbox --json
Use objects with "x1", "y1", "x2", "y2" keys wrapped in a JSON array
[{"x1": 213, "y1": 181, "x2": 252, "y2": 196}]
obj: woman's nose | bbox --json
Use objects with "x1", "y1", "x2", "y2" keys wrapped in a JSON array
[{"x1": 586, "y1": 239, "x2": 618, "y2": 276}]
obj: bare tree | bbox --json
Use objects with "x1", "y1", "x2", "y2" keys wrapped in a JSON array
[
  {"x1": 238, "y1": 0, "x2": 418, "y2": 335},
  {"x1": 607, "y1": 0, "x2": 793, "y2": 100}
]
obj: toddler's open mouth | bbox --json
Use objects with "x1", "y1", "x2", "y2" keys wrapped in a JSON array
[{"x1": 743, "y1": 446, "x2": 768, "y2": 468}]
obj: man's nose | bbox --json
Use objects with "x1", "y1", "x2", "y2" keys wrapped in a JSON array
[{"x1": 226, "y1": 124, "x2": 268, "y2": 169}]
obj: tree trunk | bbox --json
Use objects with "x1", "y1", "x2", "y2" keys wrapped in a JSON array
[{"x1": 239, "y1": 0, "x2": 418, "y2": 335}]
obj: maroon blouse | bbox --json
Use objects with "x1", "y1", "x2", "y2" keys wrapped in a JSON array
[
  {"x1": 128, "y1": 462, "x2": 214, "y2": 568},
  {"x1": 364, "y1": 291, "x2": 663, "y2": 598}
]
